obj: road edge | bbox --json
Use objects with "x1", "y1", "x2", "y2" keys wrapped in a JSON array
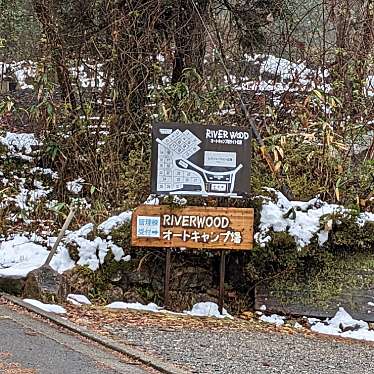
[{"x1": 1, "y1": 293, "x2": 189, "y2": 374}]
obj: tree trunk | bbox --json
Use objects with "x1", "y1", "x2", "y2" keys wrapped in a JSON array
[
  {"x1": 33, "y1": 0, "x2": 77, "y2": 110},
  {"x1": 171, "y1": 0, "x2": 209, "y2": 83}
]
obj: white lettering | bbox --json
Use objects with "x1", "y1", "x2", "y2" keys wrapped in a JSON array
[
  {"x1": 163, "y1": 214, "x2": 171, "y2": 226},
  {"x1": 162, "y1": 214, "x2": 231, "y2": 229},
  {"x1": 213, "y1": 216, "x2": 222, "y2": 228},
  {"x1": 229, "y1": 131, "x2": 250, "y2": 140},
  {"x1": 175, "y1": 215, "x2": 182, "y2": 226},
  {"x1": 182, "y1": 216, "x2": 189, "y2": 227},
  {"x1": 206, "y1": 129, "x2": 229, "y2": 139},
  {"x1": 205, "y1": 216, "x2": 214, "y2": 227},
  {"x1": 196, "y1": 216, "x2": 206, "y2": 228},
  {"x1": 221, "y1": 217, "x2": 229, "y2": 228}
]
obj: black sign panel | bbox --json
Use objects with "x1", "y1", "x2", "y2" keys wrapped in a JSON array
[{"x1": 151, "y1": 122, "x2": 251, "y2": 198}]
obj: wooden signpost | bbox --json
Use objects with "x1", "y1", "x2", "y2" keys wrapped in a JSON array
[
  {"x1": 132, "y1": 121, "x2": 254, "y2": 314},
  {"x1": 131, "y1": 205, "x2": 254, "y2": 311}
]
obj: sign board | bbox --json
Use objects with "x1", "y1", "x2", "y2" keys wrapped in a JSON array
[
  {"x1": 151, "y1": 122, "x2": 251, "y2": 198},
  {"x1": 131, "y1": 205, "x2": 254, "y2": 250}
]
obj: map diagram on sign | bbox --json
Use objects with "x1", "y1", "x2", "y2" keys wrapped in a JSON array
[{"x1": 156, "y1": 129, "x2": 243, "y2": 196}]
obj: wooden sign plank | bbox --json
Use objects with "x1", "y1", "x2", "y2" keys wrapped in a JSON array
[{"x1": 131, "y1": 205, "x2": 254, "y2": 250}]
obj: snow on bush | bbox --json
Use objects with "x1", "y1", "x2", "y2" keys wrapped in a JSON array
[
  {"x1": 66, "y1": 178, "x2": 85, "y2": 194},
  {"x1": 0, "y1": 132, "x2": 39, "y2": 160},
  {"x1": 255, "y1": 189, "x2": 374, "y2": 249},
  {"x1": 98, "y1": 211, "x2": 132, "y2": 234},
  {"x1": 0, "y1": 209, "x2": 134, "y2": 277}
]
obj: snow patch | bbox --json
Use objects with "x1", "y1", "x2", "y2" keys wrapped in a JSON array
[
  {"x1": 105, "y1": 302, "x2": 161, "y2": 312},
  {"x1": 144, "y1": 195, "x2": 159, "y2": 205},
  {"x1": 23, "y1": 299, "x2": 67, "y2": 314},
  {"x1": 0, "y1": 235, "x2": 74, "y2": 277},
  {"x1": 67, "y1": 294, "x2": 92, "y2": 306},
  {"x1": 259, "y1": 314, "x2": 285, "y2": 326},
  {"x1": 184, "y1": 302, "x2": 233, "y2": 319},
  {"x1": 310, "y1": 307, "x2": 374, "y2": 341},
  {"x1": 357, "y1": 212, "x2": 374, "y2": 227},
  {"x1": 67, "y1": 235, "x2": 125, "y2": 271}
]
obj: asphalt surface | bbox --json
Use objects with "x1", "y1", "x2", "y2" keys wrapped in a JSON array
[{"x1": 0, "y1": 305, "x2": 151, "y2": 374}]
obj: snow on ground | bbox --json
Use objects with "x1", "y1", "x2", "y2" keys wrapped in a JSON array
[
  {"x1": 0, "y1": 209, "x2": 134, "y2": 277},
  {"x1": 104, "y1": 301, "x2": 232, "y2": 319},
  {"x1": 23, "y1": 299, "x2": 67, "y2": 314},
  {"x1": 105, "y1": 302, "x2": 161, "y2": 312},
  {"x1": 0, "y1": 60, "x2": 107, "y2": 91},
  {"x1": 236, "y1": 54, "x2": 332, "y2": 106},
  {"x1": 310, "y1": 308, "x2": 374, "y2": 342},
  {"x1": 184, "y1": 302, "x2": 233, "y2": 319},
  {"x1": 0, "y1": 61, "x2": 36, "y2": 90},
  {"x1": 258, "y1": 307, "x2": 374, "y2": 342},
  {"x1": 0, "y1": 235, "x2": 74, "y2": 277},
  {"x1": 259, "y1": 313, "x2": 286, "y2": 326},
  {"x1": 67, "y1": 294, "x2": 92, "y2": 306}
]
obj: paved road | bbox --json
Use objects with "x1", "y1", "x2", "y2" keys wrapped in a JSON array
[{"x1": 0, "y1": 305, "x2": 151, "y2": 374}]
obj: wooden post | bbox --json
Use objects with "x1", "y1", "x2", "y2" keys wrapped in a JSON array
[
  {"x1": 164, "y1": 248, "x2": 172, "y2": 308},
  {"x1": 218, "y1": 250, "x2": 226, "y2": 314},
  {"x1": 44, "y1": 206, "x2": 76, "y2": 266}
]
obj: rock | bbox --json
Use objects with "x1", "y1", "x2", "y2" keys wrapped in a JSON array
[
  {"x1": 23, "y1": 265, "x2": 69, "y2": 303},
  {"x1": 106, "y1": 286, "x2": 124, "y2": 302},
  {"x1": 64, "y1": 268, "x2": 94, "y2": 295},
  {"x1": 110, "y1": 270, "x2": 122, "y2": 283},
  {"x1": 0, "y1": 275, "x2": 25, "y2": 295},
  {"x1": 173, "y1": 266, "x2": 212, "y2": 290},
  {"x1": 123, "y1": 290, "x2": 147, "y2": 304},
  {"x1": 127, "y1": 271, "x2": 151, "y2": 285}
]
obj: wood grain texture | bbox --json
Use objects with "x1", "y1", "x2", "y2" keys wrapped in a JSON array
[{"x1": 131, "y1": 205, "x2": 254, "y2": 250}]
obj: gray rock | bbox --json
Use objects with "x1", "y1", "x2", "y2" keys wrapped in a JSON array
[
  {"x1": 0, "y1": 275, "x2": 25, "y2": 294},
  {"x1": 23, "y1": 265, "x2": 69, "y2": 303}
]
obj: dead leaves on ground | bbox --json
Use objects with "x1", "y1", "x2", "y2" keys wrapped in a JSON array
[
  {"x1": 0, "y1": 361, "x2": 37, "y2": 374},
  {"x1": 64, "y1": 304, "x2": 291, "y2": 337}
]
